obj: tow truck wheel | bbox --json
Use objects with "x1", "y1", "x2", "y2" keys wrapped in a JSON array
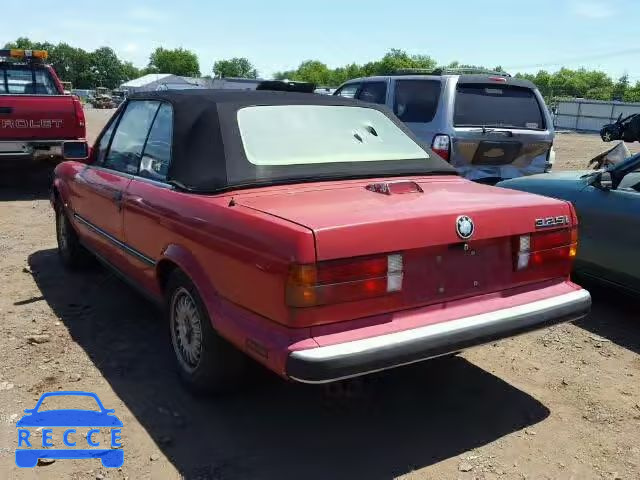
[
  {"x1": 55, "y1": 203, "x2": 92, "y2": 269},
  {"x1": 166, "y1": 270, "x2": 249, "y2": 394}
]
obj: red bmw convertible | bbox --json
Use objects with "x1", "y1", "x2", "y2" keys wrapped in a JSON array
[{"x1": 51, "y1": 90, "x2": 590, "y2": 391}]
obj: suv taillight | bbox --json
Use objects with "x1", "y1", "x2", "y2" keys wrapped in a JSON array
[
  {"x1": 432, "y1": 134, "x2": 450, "y2": 161},
  {"x1": 514, "y1": 227, "x2": 578, "y2": 272},
  {"x1": 286, "y1": 254, "x2": 404, "y2": 307}
]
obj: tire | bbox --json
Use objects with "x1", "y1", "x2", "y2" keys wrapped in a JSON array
[
  {"x1": 166, "y1": 270, "x2": 249, "y2": 394},
  {"x1": 601, "y1": 128, "x2": 614, "y2": 142},
  {"x1": 55, "y1": 202, "x2": 93, "y2": 270}
]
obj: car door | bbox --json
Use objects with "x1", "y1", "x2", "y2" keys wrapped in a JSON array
[
  {"x1": 121, "y1": 102, "x2": 175, "y2": 293},
  {"x1": 71, "y1": 100, "x2": 160, "y2": 266},
  {"x1": 574, "y1": 179, "x2": 640, "y2": 291}
]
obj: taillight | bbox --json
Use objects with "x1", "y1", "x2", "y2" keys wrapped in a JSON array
[
  {"x1": 514, "y1": 227, "x2": 577, "y2": 272},
  {"x1": 286, "y1": 254, "x2": 403, "y2": 307},
  {"x1": 431, "y1": 134, "x2": 450, "y2": 161},
  {"x1": 72, "y1": 95, "x2": 86, "y2": 131}
]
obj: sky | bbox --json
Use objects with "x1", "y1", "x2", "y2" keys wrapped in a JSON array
[{"x1": 3, "y1": 0, "x2": 640, "y2": 81}]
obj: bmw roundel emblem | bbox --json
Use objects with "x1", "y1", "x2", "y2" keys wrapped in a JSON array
[{"x1": 456, "y1": 215, "x2": 475, "y2": 239}]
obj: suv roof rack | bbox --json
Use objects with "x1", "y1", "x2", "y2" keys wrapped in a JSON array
[{"x1": 391, "y1": 67, "x2": 511, "y2": 77}]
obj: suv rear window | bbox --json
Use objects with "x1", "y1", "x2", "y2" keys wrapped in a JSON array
[
  {"x1": 0, "y1": 65, "x2": 59, "y2": 95},
  {"x1": 454, "y1": 84, "x2": 544, "y2": 130},
  {"x1": 393, "y1": 79, "x2": 441, "y2": 123}
]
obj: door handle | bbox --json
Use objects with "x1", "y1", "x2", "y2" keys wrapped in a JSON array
[{"x1": 112, "y1": 191, "x2": 124, "y2": 211}]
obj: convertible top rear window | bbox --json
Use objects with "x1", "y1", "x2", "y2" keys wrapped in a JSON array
[
  {"x1": 238, "y1": 105, "x2": 427, "y2": 166},
  {"x1": 123, "y1": 90, "x2": 456, "y2": 192}
]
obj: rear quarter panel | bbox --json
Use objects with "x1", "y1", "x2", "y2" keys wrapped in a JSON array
[
  {"x1": 122, "y1": 181, "x2": 316, "y2": 323},
  {"x1": 53, "y1": 161, "x2": 85, "y2": 208}
]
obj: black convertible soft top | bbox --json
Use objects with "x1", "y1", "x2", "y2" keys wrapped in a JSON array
[{"x1": 128, "y1": 89, "x2": 456, "y2": 193}]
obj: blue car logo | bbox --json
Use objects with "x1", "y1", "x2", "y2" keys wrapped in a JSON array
[{"x1": 16, "y1": 391, "x2": 123, "y2": 468}]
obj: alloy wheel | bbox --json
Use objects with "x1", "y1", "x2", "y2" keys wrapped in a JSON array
[{"x1": 170, "y1": 287, "x2": 203, "y2": 373}]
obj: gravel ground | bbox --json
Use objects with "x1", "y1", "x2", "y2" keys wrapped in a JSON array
[{"x1": 0, "y1": 109, "x2": 638, "y2": 480}]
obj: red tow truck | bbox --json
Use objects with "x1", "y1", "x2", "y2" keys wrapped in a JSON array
[{"x1": 0, "y1": 49, "x2": 86, "y2": 167}]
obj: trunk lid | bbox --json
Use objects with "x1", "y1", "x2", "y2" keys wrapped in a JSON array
[
  {"x1": 0, "y1": 95, "x2": 78, "y2": 140},
  {"x1": 236, "y1": 176, "x2": 574, "y2": 322},
  {"x1": 236, "y1": 177, "x2": 570, "y2": 260}
]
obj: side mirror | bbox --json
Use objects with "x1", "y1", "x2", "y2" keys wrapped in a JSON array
[
  {"x1": 597, "y1": 171, "x2": 613, "y2": 190},
  {"x1": 62, "y1": 141, "x2": 89, "y2": 162}
]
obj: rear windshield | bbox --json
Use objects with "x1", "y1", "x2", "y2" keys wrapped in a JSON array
[
  {"x1": 454, "y1": 84, "x2": 544, "y2": 129},
  {"x1": 0, "y1": 65, "x2": 59, "y2": 95},
  {"x1": 237, "y1": 105, "x2": 428, "y2": 165},
  {"x1": 393, "y1": 79, "x2": 442, "y2": 123}
]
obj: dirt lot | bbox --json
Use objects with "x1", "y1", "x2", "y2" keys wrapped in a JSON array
[{"x1": 0, "y1": 110, "x2": 639, "y2": 480}]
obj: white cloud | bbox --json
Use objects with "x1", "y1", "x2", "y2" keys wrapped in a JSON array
[
  {"x1": 128, "y1": 7, "x2": 168, "y2": 22},
  {"x1": 123, "y1": 43, "x2": 139, "y2": 53},
  {"x1": 570, "y1": 0, "x2": 615, "y2": 19},
  {"x1": 58, "y1": 19, "x2": 151, "y2": 35}
]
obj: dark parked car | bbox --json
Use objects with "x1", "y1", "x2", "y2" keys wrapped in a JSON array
[
  {"x1": 600, "y1": 113, "x2": 640, "y2": 143},
  {"x1": 498, "y1": 153, "x2": 640, "y2": 294}
]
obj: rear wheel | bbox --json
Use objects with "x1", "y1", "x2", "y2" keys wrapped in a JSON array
[
  {"x1": 55, "y1": 202, "x2": 93, "y2": 269},
  {"x1": 166, "y1": 270, "x2": 249, "y2": 393}
]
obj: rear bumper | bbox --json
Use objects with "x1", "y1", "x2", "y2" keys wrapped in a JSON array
[
  {"x1": 0, "y1": 140, "x2": 69, "y2": 161},
  {"x1": 286, "y1": 288, "x2": 590, "y2": 383}
]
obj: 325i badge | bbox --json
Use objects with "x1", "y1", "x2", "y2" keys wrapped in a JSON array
[{"x1": 535, "y1": 216, "x2": 570, "y2": 229}]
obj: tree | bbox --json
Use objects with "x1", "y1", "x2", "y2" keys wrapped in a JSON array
[
  {"x1": 49, "y1": 43, "x2": 94, "y2": 87},
  {"x1": 330, "y1": 63, "x2": 365, "y2": 86},
  {"x1": 121, "y1": 61, "x2": 141, "y2": 82},
  {"x1": 213, "y1": 57, "x2": 258, "y2": 78},
  {"x1": 4, "y1": 37, "x2": 53, "y2": 51},
  {"x1": 4, "y1": 37, "x2": 638, "y2": 102},
  {"x1": 272, "y1": 69, "x2": 296, "y2": 81},
  {"x1": 624, "y1": 82, "x2": 640, "y2": 103},
  {"x1": 275, "y1": 49, "x2": 437, "y2": 87},
  {"x1": 91, "y1": 47, "x2": 125, "y2": 89},
  {"x1": 148, "y1": 47, "x2": 200, "y2": 77},
  {"x1": 293, "y1": 60, "x2": 331, "y2": 84},
  {"x1": 365, "y1": 49, "x2": 437, "y2": 76},
  {"x1": 612, "y1": 74, "x2": 629, "y2": 101},
  {"x1": 3, "y1": 38, "x2": 122, "y2": 89}
]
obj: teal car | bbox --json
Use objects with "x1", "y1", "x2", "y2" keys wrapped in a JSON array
[{"x1": 497, "y1": 153, "x2": 640, "y2": 294}]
